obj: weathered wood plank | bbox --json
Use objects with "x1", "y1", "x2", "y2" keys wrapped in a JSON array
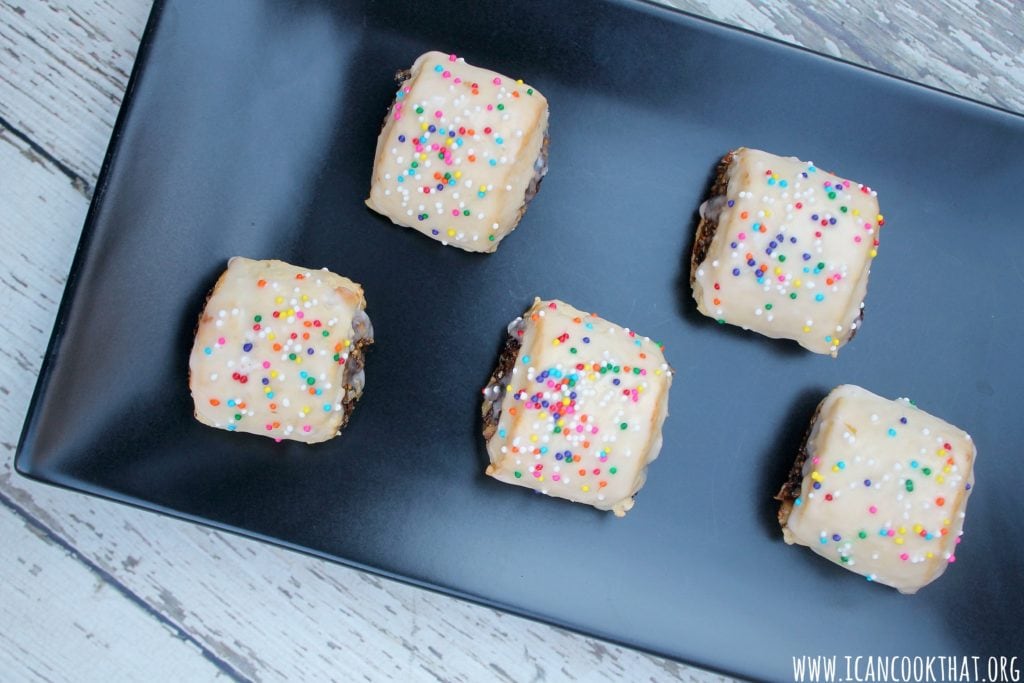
[
  {"x1": 665, "y1": 0, "x2": 1024, "y2": 113},
  {"x1": 0, "y1": 0, "x2": 148, "y2": 189},
  {"x1": 0, "y1": 497, "x2": 229, "y2": 681}
]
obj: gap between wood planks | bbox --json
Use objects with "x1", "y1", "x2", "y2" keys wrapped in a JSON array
[{"x1": 0, "y1": 115, "x2": 91, "y2": 198}]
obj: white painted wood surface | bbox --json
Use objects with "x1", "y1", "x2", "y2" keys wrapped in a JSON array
[{"x1": 1, "y1": 1, "x2": 1019, "y2": 681}]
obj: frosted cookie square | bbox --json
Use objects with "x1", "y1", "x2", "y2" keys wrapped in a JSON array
[
  {"x1": 691, "y1": 148, "x2": 884, "y2": 355},
  {"x1": 481, "y1": 298, "x2": 673, "y2": 516},
  {"x1": 776, "y1": 385, "x2": 977, "y2": 593},
  {"x1": 189, "y1": 257, "x2": 373, "y2": 444},
  {"x1": 366, "y1": 51, "x2": 549, "y2": 253}
]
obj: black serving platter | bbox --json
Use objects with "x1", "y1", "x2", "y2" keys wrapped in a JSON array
[{"x1": 16, "y1": 0, "x2": 1024, "y2": 679}]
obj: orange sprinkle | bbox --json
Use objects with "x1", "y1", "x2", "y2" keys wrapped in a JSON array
[
  {"x1": 713, "y1": 298, "x2": 721, "y2": 306},
  {"x1": 269, "y1": 403, "x2": 277, "y2": 410},
  {"x1": 599, "y1": 481, "x2": 607, "y2": 488},
  {"x1": 272, "y1": 421, "x2": 280, "y2": 428},
  {"x1": 573, "y1": 455, "x2": 581, "y2": 462},
  {"x1": 508, "y1": 407, "x2": 517, "y2": 416},
  {"x1": 573, "y1": 317, "x2": 582, "y2": 323},
  {"x1": 237, "y1": 402, "x2": 246, "y2": 410},
  {"x1": 936, "y1": 497, "x2": 946, "y2": 506},
  {"x1": 209, "y1": 399, "x2": 220, "y2": 406},
  {"x1": 273, "y1": 343, "x2": 283, "y2": 351},
  {"x1": 582, "y1": 440, "x2": 591, "y2": 449},
  {"x1": 639, "y1": 353, "x2": 647, "y2": 359},
  {"x1": 257, "y1": 279, "x2": 267, "y2": 288},
  {"x1": 740, "y1": 211, "x2": 749, "y2": 219},
  {"x1": 302, "y1": 332, "x2": 310, "y2": 340},
  {"x1": 468, "y1": 154, "x2": 477, "y2": 162},
  {"x1": 578, "y1": 469, "x2": 586, "y2": 476},
  {"x1": 295, "y1": 273, "x2": 304, "y2": 280}
]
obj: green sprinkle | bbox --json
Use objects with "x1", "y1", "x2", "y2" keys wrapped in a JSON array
[
  {"x1": 828, "y1": 191, "x2": 837, "y2": 199},
  {"x1": 906, "y1": 480, "x2": 914, "y2": 493},
  {"x1": 415, "y1": 106, "x2": 424, "y2": 114},
  {"x1": 322, "y1": 330, "x2": 329, "y2": 337},
  {"x1": 514, "y1": 471, "x2": 522, "y2": 479},
  {"x1": 569, "y1": 347, "x2": 577, "y2": 354},
  {"x1": 497, "y1": 103, "x2": 505, "y2": 110},
  {"x1": 411, "y1": 161, "x2": 418, "y2": 168},
  {"x1": 922, "y1": 467, "x2": 932, "y2": 476},
  {"x1": 254, "y1": 315, "x2": 262, "y2": 322},
  {"x1": 840, "y1": 206, "x2": 848, "y2": 213},
  {"x1": 789, "y1": 292, "x2": 798, "y2": 299},
  {"x1": 632, "y1": 367, "x2": 641, "y2": 375},
  {"x1": 306, "y1": 377, "x2": 315, "y2": 385},
  {"x1": 234, "y1": 413, "x2": 242, "y2": 421},
  {"x1": 858, "y1": 530, "x2": 867, "y2": 539},
  {"x1": 526, "y1": 88, "x2": 533, "y2": 95},
  {"x1": 716, "y1": 318, "x2": 726, "y2": 324},
  {"x1": 609, "y1": 467, "x2": 618, "y2": 474},
  {"x1": 778, "y1": 255, "x2": 786, "y2": 262},
  {"x1": 817, "y1": 262, "x2": 825, "y2": 270},
  {"x1": 620, "y1": 422, "x2": 628, "y2": 430},
  {"x1": 764, "y1": 304, "x2": 773, "y2": 311},
  {"x1": 488, "y1": 235, "x2": 495, "y2": 241},
  {"x1": 288, "y1": 353, "x2": 297, "y2": 360}
]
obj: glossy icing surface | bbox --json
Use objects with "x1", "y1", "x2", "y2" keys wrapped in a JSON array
[
  {"x1": 783, "y1": 385, "x2": 976, "y2": 593},
  {"x1": 366, "y1": 51, "x2": 549, "y2": 253},
  {"x1": 484, "y1": 298, "x2": 672, "y2": 516},
  {"x1": 189, "y1": 257, "x2": 370, "y2": 444},
  {"x1": 693, "y1": 148, "x2": 883, "y2": 355}
]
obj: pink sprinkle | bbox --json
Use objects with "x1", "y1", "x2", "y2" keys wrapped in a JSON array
[
  {"x1": 265, "y1": 424, "x2": 273, "y2": 431},
  {"x1": 552, "y1": 474, "x2": 561, "y2": 482},
  {"x1": 590, "y1": 427, "x2": 598, "y2": 434},
  {"x1": 869, "y1": 505, "x2": 878, "y2": 514},
  {"x1": 854, "y1": 236, "x2": 862, "y2": 243},
  {"x1": 453, "y1": 77, "x2": 462, "y2": 84},
  {"x1": 295, "y1": 311, "x2": 304, "y2": 318},
  {"x1": 948, "y1": 555, "x2": 956, "y2": 563},
  {"x1": 434, "y1": 110, "x2": 443, "y2": 118},
  {"x1": 576, "y1": 425, "x2": 584, "y2": 433},
  {"x1": 492, "y1": 77, "x2": 501, "y2": 85},
  {"x1": 431, "y1": 143, "x2": 439, "y2": 151},
  {"x1": 393, "y1": 113, "x2": 401, "y2": 121},
  {"x1": 217, "y1": 337, "x2": 226, "y2": 345},
  {"x1": 887, "y1": 529, "x2": 895, "y2": 537},
  {"x1": 442, "y1": 71, "x2": 450, "y2": 79},
  {"x1": 451, "y1": 209, "x2": 459, "y2": 216},
  {"x1": 262, "y1": 361, "x2": 270, "y2": 369},
  {"x1": 302, "y1": 425, "x2": 312, "y2": 433},
  {"x1": 864, "y1": 223, "x2": 873, "y2": 230},
  {"x1": 899, "y1": 553, "x2": 909, "y2": 561},
  {"x1": 955, "y1": 537, "x2": 962, "y2": 544},
  {"x1": 448, "y1": 54, "x2": 457, "y2": 62},
  {"x1": 445, "y1": 158, "x2": 453, "y2": 166},
  {"x1": 486, "y1": 104, "x2": 494, "y2": 111},
  {"x1": 738, "y1": 232, "x2": 746, "y2": 240},
  {"x1": 811, "y1": 456, "x2": 820, "y2": 465},
  {"x1": 532, "y1": 471, "x2": 541, "y2": 478},
  {"x1": 777, "y1": 276, "x2": 785, "y2": 283}
]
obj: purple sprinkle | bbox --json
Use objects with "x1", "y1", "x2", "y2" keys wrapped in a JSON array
[
  {"x1": 832, "y1": 534, "x2": 842, "y2": 542},
  {"x1": 730, "y1": 242, "x2": 738, "y2": 249},
  {"x1": 789, "y1": 236, "x2": 798, "y2": 243},
  {"x1": 582, "y1": 337, "x2": 590, "y2": 343},
  {"x1": 802, "y1": 253, "x2": 811, "y2": 261},
  {"x1": 813, "y1": 481, "x2": 822, "y2": 490},
  {"x1": 811, "y1": 214, "x2": 819, "y2": 221},
  {"x1": 612, "y1": 378, "x2": 620, "y2": 385},
  {"x1": 431, "y1": 229, "x2": 439, "y2": 235},
  {"x1": 306, "y1": 348, "x2": 314, "y2": 355},
  {"x1": 732, "y1": 268, "x2": 741, "y2": 276},
  {"x1": 727, "y1": 199, "x2": 735, "y2": 207},
  {"x1": 829, "y1": 217, "x2": 837, "y2": 225},
  {"x1": 428, "y1": 124, "x2": 436, "y2": 132},
  {"x1": 398, "y1": 134, "x2": 406, "y2": 142},
  {"x1": 965, "y1": 483, "x2": 972, "y2": 490},
  {"x1": 900, "y1": 417, "x2": 908, "y2": 424},
  {"x1": 242, "y1": 343, "x2": 253, "y2": 352},
  {"x1": 769, "y1": 240, "x2": 778, "y2": 248},
  {"x1": 864, "y1": 479, "x2": 871, "y2": 486}
]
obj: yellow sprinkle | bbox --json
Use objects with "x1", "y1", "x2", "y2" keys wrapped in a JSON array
[
  {"x1": 913, "y1": 524, "x2": 923, "y2": 533},
  {"x1": 811, "y1": 471, "x2": 824, "y2": 482},
  {"x1": 300, "y1": 295, "x2": 309, "y2": 302},
  {"x1": 774, "y1": 267, "x2": 782, "y2": 276},
  {"x1": 869, "y1": 249, "x2": 878, "y2": 258},
  {"x1": 803, "y1": 326, "x2": 811, "y2": 333},
  {"x1": 516, "y1": 79, "x2": 524, "y2": 84},
  {"x1": 295, "y1": 358, "x2": 302, "y2": 364},
  {"x1": 943, "y1": 465, "x2": 952, "y2": 473},
  {"x1": 264, "y1": 387, "x2": 271, "y2": 394},
  {"x1": 267, "y1": 333, "x2": 276, "y2": 341},
  {"x1": 505, "y1": 384, "x2": 513, "y2": 393},
  {"x1": 876, "y1": 214, "x2": 884, "y2": 222},
  {"x1": 561, "y1": 398, "x2": 570, "y2": 406},
  {"x1": 478, "y1": 185, "x2": 487, "y2": 192},
  {"x1": 420, "y1": 122, "x2": 429, "y2": 131},
  {"x1": 538, "y1": 475, "x2": 544, "y2": 482},
  {"x1": 581, "y1": 485, "x2": 590, "y2": 492},
  {"x1": 764, "y1": 209, "x2": 772, "y2": 218},
  {"x1": 344, "y1": 339, "x2": 351, "y2": 348},
  {"x1": 895, "y1": 537, "x2": 904, "y2": 545},
  {"x1": 419, "y1": 153, "x2": 427, "y2": 160},
  {"x1": 898, "y1": 526, "x2": 906, "y2": 535},
  {"x1": 447, "y1": 228, "x2": 456, "y2": 237},
  {"x1": 302, "y1": 406, "x2": 311, "y2": 414},
  {"x1": 557, "y1": 419, "x2": 565, "y2": 427},
  {"x1": 937, "y1": 448, "x2": 947, "y2": 456},
  {"x1": 794, "y1": 279, "x2": 802, "y2": 288},
  {"x1": 943, "y1": 518, "x2": 951, "y2": 526},
  {"x1": 926, "y1": 552, "x2": 934, "y2": 559},
  {"x1": 936, "y1": 475, "x2": 945, "y2": 484},
  {"x1": 454, "y1": 171, "x2": 462, "y2": 179},
  {"x1": 654, "y1": 369, "x2": 662, "y2": 375},
  {"x1": 530, "y1": 434, "x2": 538, "y2": 443},
  {"x1": 832, "y1": 339, "x2": 840, "y2": 346},
  {"x1": 538, "y1": 412, "x2": 547, "y2": 420},
  {"x1": 852, "y1": 209, "x2": 860, "y2": 216},
  {"x1": 275, "y1": 296, "x2": 284, "y2": 304},
  {"x1": 552, "y1": 339, "x2": 560, "y2": 346}
]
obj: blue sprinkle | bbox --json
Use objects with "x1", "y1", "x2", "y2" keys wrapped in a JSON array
[
  {"x1": 888, "y1": 428, "x2": 897, "y2": 437},
  {"x1": 864, "y1": 479, "x2": 872, "y2": 487},
  {"x1": 398, "y1": 134, "x2": 406, "y2": 142},
  {"x1": 434, "y1": 65, "x2": 443, "y2": 72},
  {"x1": 815, "y1": 293, "x2": 824, "y2": 302},
  {"x1": 900, "y1": 417, "x2": 908, "y2": 424},
  {"x1": 794, "y1": 497, "x2": 802, "y2": 506},
  {"x1": 203, "y1": 347, "x2": 212, "y2": 356},
  {"x1": 261, "y1": 378, "x2": 269, "y2": 385},
  {"x1": 582, "y1": 337, "x2": 590, "y2": 343},
  {"x1": 732, "y1": 268, "x2": 740, "y2": 276},
  {"x1": 323, "y1": 404, "x2": 332, "y2": 412}
]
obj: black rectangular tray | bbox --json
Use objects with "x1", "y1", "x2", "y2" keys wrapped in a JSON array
[{"x1": 17, "y1": 0, "x2": 1024, "y2": 679}]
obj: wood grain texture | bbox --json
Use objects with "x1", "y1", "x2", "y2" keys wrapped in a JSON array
[{"x1": 1, "y1": 0, "x2": 1020, "y2": 681}]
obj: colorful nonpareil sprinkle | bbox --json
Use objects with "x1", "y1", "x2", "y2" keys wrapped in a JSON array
[
  {"x1": 692, "y1": 148, "x2": 883, "y2": 356},
  {"x1": 189, "y1": 258, "x2": 372, "y2": 444},
  {"x1": 780, "y1": 385, "x2": 976, "y2": 594},
  {"x1": 483, "y1": 299, "x2": 673, "y2": 517},
  {"x1": 366, "y1": 52, "x2": 549, "y2": 253}
]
